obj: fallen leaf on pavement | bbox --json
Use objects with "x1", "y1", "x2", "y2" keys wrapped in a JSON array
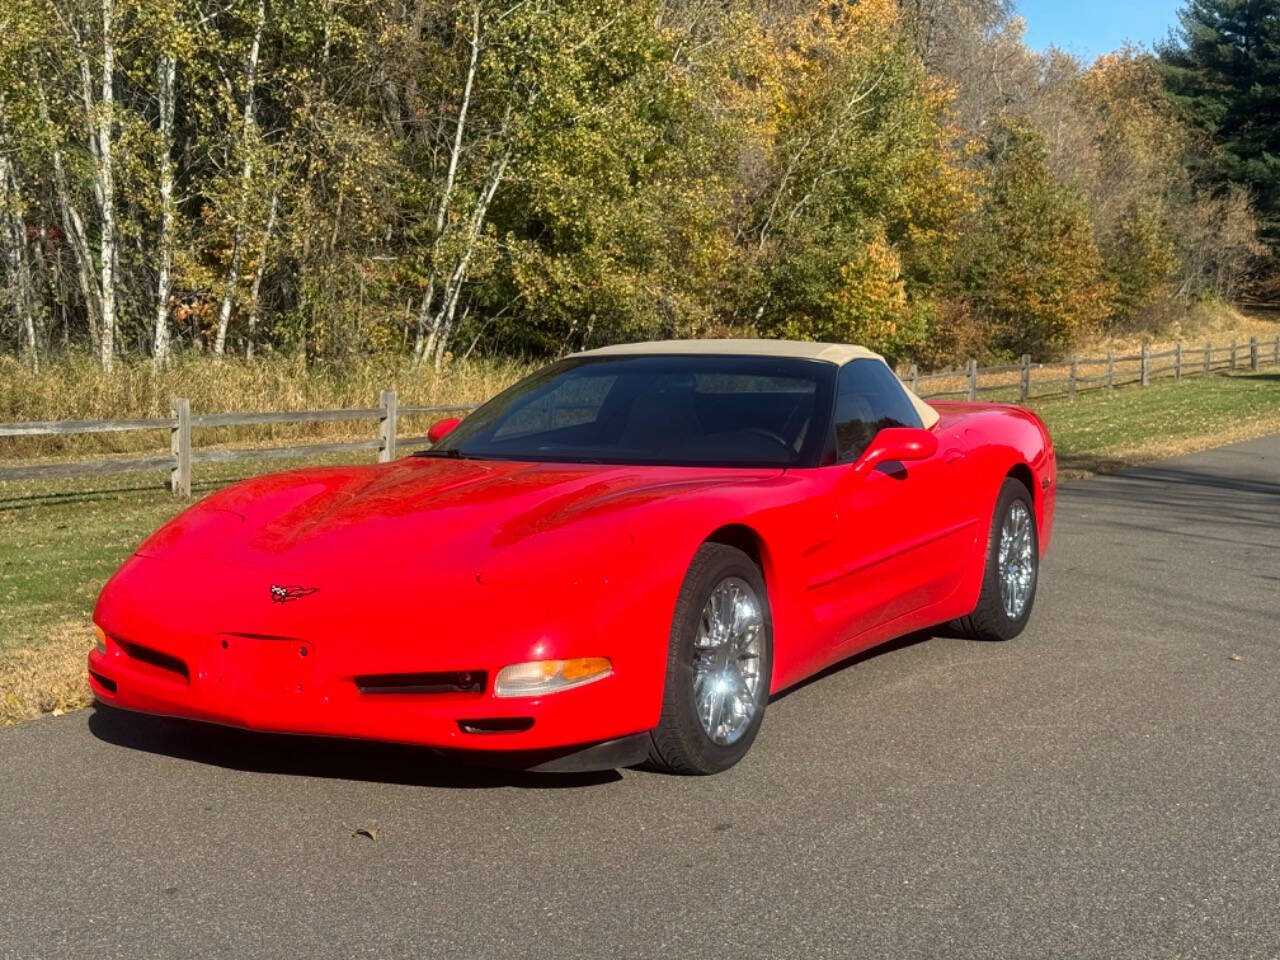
[{"x1": 353, "y1": 826, "x2": 379, "y2": 841}]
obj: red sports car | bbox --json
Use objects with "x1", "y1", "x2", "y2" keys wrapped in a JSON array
[{"x1": 89, "y1": 340, "x2": 1056, "y2": 774}]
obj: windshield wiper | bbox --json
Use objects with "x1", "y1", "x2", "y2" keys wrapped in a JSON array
[{"x1": 412, "y1": 448, "x2": 464, "y2": 459}]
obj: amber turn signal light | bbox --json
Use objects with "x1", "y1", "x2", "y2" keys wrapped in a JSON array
[{"x1": 493, "y1": 657, "x2": 613, "y2": 698}]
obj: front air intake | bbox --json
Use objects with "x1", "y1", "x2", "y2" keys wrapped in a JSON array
[
  {"x1": 89, "y1": 671, "x2": 117, "y2": 694},
  {"x1": 116, "y1": 639, "x2": 190, "y2": 681},
  {"x1": 354, "y1": 671, "x2": 486, "y2": 695}
]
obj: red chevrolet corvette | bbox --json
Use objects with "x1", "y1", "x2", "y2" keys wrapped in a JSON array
[{"x1": 89, "y1": 340, "x2": 1055, "y2": 774}]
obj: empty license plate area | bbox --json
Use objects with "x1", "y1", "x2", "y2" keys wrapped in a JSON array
[{"x1": 205, "y1": 634, "x2": 315, "y2": 702}]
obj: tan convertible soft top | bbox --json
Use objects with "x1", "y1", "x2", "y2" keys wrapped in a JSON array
[{"x1": 571, "y1": 338, "x2": 940, "y2": 429}]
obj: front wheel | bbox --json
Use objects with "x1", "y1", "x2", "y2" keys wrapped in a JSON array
[
  {"x1": 647, "y1": 543, "x2": 773, "y2": 775},
  {"x1": 951, "y1": 477, "x2": 1040, "y2": 642}
]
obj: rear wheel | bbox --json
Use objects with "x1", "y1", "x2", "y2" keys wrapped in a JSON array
[
  {"x1": 951, "y1": 477, "x2": 1039, "y2": 642},
  {"x1": 647, "y1": 543, "x2": 773, "y2": 775}
]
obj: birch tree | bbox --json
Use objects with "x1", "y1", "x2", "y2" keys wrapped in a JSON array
[
  {"x1": 0, "y1": 102, "x2": 40, "y2": 369},
  {"x1": 39, "y1": 0, "x2": 122, "y2": 369},
  {"x1": 411, "y1": 4, "x2": 488, "y2": 367},
  {"x1": 96, "y1": 0, "x2": 116, "y2": 370},
  {"x1": 151, "y1": 50, "x2": 176, "y2": 363},
  {"x1": 213, "y1": 0, "x2": 266, "y2": 356},
  {"x1": 0, "y1": 0, "x2": 1266, "y2": 367},
  {"x1": 406, "y1": 0, "x2": 653, "y2": 367},
  {"x1": 730, "y1": 0, "x2": 970, "y2": 357},
  {"x1": 244, "y1": 185, "x2": 277, "y2": 358}
]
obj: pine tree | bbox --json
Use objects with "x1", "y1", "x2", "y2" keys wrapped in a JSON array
[{"x1": 1160, "y1": 0, "x2": 1280, "y2": 248}]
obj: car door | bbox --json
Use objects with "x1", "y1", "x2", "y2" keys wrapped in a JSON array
[{"x1": 814, "y1": 360, "x2": 974, "y2": 646}]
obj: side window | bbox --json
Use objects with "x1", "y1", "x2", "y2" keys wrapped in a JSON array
[{"x1": 833, "y1": 359, "x2": 924, "y2": 462}]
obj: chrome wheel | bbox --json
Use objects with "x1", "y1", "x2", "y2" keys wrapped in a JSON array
[
  {"x1": 692, "y1": 577, "x2": 764, "y2": 746},
  {"x1": 998, "y1": 500, "x2": 1035, "y2": 620}
]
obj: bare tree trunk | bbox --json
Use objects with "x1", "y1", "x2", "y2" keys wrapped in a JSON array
[
  {"x1": 214, "y1": 0, "x2": 266, "y2": 356},
  {"x1": 245, "y1": 187, "x2": 278, "y2": 359},
  {"x1": 62, "y1": 0, "x2": 119, "y2": 368},
  {"x1": 21, "y1": 250, "x2": 40, "y2": 371},
  {"x1": 96, "y1": 0, "x2": 117, "y2": 372},
  {"x1": 0, "y1": 154, "x2": 39, "y2": 371},
  {"x1": 34, "y1": 75, "x2": 101, "y2": 351},
  {"x1": 152, "y1": 54, "x2": 176, "y2": 365},
  {"x1": 411, "y1": 285, "x2": 434, "y2": 362},
  {"x1": 428, "y1": 147, "x2": 511, "y2": 370},
  {"x1": 413, "y1": 4, "x2": 481, "y2": 365},
  {"x1": 0, "y1": 94, "x2": 37, "y2": 369}
]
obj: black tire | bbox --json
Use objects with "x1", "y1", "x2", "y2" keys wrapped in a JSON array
[
  {"x1": 646, "y1": 543, "x2": 773, "y2": 775},
  {"x1": 951, "y1": 477, "x2": 1039, "y2": 642}
]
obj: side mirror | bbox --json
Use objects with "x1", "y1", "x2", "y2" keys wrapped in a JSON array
[
  {"x1": 427, "y1": 417, "x2": 462, "y2": 444},
  {"x1": 852, "y1": 427, "x2": 938, "y2": 477}
]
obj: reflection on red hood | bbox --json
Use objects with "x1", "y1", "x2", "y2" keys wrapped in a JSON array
[{"x1": 138, "y1": 457, "x2": 783, "y2": 583}]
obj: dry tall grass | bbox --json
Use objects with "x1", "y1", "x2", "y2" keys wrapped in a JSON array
[
  {"x1": 0, "y1": 620, "x2": 92, "y2": 725},
  {"x1": 2, "y1": 306, "x2": 1275, "y2": 461},
  {"x1": 1077, "y1": 303, "x2": 1278, "y2": 357},
  {"x1": 0, "y1": 353, "x2": 534, "y2": 460}
]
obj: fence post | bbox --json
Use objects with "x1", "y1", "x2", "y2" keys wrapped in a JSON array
[
  {"x1": 1141, "y1": 344, "x2": 1150, "y2": 387},
  {"x1": 170, "y1": 398, "x2": 191, "y2": 498},
  {"x1": 1019, "y1": 354, "x2": 1031, "y2": 402},
  {"x1": 1105, "y1": 351, "x2": 1114, "y2": 389},
  {"x1": 967, "y1": 359, "x2": 977, "y2": 402},
  {"x1": 1203, "y1": 342, "x2": 1211, "y2": 375},
  {"x1": 908, "y1": 363, "x2": 919, "y2": 395},
  {"x1": 1250, "y1": 337, "x2": 1259, "y2": 371},
  {"x1": 1174, "y1": 343, "x2": 1182, "y2": 381},
  {"x1": 1275, "y1": 335, "x2": 1280, "y2": 366},
  {"x1": 1229, "y1": 340, "x2": 1237, "y2": 372},
  {"x1": 1068, "y1": 354, "x2": 1078, "y2": 400},
  {"x1": 378, "y1": 389, "x2": 398, "y2": 463}
]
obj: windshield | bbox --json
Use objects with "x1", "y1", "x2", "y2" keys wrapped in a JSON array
[{"x1": 421, "y1": 355, "x2": 837, "y2": 467}]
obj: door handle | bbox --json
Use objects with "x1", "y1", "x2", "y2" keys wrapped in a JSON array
[{"x1": 945, "y1": 450, "x2": 967, "y2": 465}]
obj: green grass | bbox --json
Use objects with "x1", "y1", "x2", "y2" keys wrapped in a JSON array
[
  {"x1": 1032, "y1": 370, "x2": 1280, "y2": 475},
  {"x1": 2, "y1": 370, "x2": 1278, "y2": 722},
  {"x1": 0, "y1": 455, "x2": 373, "y2": 656},
  {"x1": 0, "y1": 489, "x2": 182, "y2": 649}
]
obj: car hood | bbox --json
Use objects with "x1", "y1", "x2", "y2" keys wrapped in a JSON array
[{"x1": 137, "y1": 456, "x2": 783, "y2": 586}]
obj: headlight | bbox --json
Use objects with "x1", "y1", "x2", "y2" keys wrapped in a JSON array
[
  {"x1": 93, "y1": 625, "x2": 107, "y2": 654},
  {"x1": 493, "y1": 658, "x2": 612, "y2": 698}
]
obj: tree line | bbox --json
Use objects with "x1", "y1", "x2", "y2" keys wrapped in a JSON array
[{"x1": 0, "y1": 0, "x2": 1274, "y2": 373}]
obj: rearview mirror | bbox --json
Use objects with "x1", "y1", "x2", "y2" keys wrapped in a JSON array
[
  {"x1": 427, "y1": 417, "x2": 462, "y2": 444},
  {"x1": 852, "y1": 427, "x2": 938, "y2": 477}
]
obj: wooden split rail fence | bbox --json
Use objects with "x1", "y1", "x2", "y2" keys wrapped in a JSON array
[
  {"x1": 2, "y1": 335, "x2": 1278, "y2": 498},
  {"x1": 0, "y1": 392, "x2": 474, "y2": 497},
  {"x1": 907, "y1": 335, "x2": 1280, "y2": 404}
]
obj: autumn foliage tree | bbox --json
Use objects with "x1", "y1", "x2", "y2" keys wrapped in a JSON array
[
  {"x1": 706, "y1": 0, "x2": 973, "y2": 362},
  {"x1": 0, "y1": 0, "x2": 1267, "y2": 371},
  {"x1": 952, "y1": 124, "x2": 1110, "y2": 357}
]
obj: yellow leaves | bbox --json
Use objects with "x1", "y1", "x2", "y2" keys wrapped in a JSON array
[{"x1": 799, "y1": 231, "x2": 928, "y2": 356}]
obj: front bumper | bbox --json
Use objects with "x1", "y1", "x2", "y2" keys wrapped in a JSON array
[{"x1": 86, "y1": 630, "x2": 653, "y2": 757}]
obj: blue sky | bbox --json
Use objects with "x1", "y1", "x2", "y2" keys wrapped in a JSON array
[{"x1": 1016, "y1": 1, "x2": 1185, "y2": 61}]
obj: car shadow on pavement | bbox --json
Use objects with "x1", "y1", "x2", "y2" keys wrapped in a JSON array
[{"x1": 87, "y1": 704, "x2": 623, "y2": 789}]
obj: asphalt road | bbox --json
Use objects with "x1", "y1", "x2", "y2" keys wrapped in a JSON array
[{"x1": 2, "y1": 435, "x2": 1279, "y2": 960}]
